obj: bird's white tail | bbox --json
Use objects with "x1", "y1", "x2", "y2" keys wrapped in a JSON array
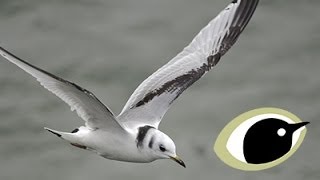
[{"x1": 44, "y1": 127, "x2": 87, "y2": 149}]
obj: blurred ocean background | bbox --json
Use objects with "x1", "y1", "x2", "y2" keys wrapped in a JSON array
[{"x1": 0, "y1": 0, "x2": 319, "y2": 179}]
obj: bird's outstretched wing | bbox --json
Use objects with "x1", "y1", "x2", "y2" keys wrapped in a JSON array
[
  {"x1": 117, "y1": 0, "x2": 259, "y2": 129},
  {"x1": 0, "y1": 46, "x2": 124, "y2": 131}
]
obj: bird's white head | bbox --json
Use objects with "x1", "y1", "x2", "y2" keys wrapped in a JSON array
[{"x1": 136, "y1": 126, "x2": 185, "y2": 167}]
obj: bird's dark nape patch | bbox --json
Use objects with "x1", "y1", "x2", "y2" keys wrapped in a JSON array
[
  {"x1": 136, "y1": 125, "x2": 154, "y2": 148},
  {"x1": 71, "y1": 128, "x2": 79, "y2": 133},
  {"x1": 46, "y1": 129, "x2": 61, "y2": 137}
]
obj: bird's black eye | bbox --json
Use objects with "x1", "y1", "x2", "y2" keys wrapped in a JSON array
[
  {"x1": 214, "y1": 108, "x2": 309, "y2": 171},
  {"x1": 159, "y1": 144, "x2": 166, "y2": 152}
]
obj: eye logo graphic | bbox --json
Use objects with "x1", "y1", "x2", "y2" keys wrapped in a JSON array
[{"x1": 214, "y1": 108, "x2": 309, "y2": 171}]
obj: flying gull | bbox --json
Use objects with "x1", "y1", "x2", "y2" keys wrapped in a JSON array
[{"x1": 0, "y1": 0, "x2": 259, "y2": 167}]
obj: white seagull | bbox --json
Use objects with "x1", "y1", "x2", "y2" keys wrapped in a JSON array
[{"x1": 0, "y1": 0, "x2": 259, "y2": 167}]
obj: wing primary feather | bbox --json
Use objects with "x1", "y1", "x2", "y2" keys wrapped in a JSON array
[
  {"x1": 0, "y1": 46, "x2": 114, "y2": 117},
  {"x1": 218, "y1": 0, "x2": 259, "y2": 56},
  {"x1": 132, "y1": 0, "x2": 258, "y2": 109},
  {"x1": 134, "y1": 53, "x2": 221, "y2": 108},
  {"x1": 0, "y1": 46, "x2": 126, "y2": 130},
  {"x1": 118, "y1": 0, "x2": 260, "y2": 129}
]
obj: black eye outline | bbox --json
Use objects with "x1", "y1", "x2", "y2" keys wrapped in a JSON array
[{"x1": 159, "y1": 144, "x2": 166, "y2": 152}]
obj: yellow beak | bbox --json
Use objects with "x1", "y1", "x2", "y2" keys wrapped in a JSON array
[{"x1": 170, "y1": 155, "x2": 186, "y2": 168}]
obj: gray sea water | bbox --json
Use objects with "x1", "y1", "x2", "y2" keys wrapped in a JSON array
[{"x1": 0, "y1": 0, "x2": 319, "y2": 179}]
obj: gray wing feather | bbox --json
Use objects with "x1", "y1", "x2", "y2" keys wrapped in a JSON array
[
  {"x1": 118, "y1": 0, "x2": 259, "y2": 129},
  {"x1": 0, "y1": 46, "x2": 124, "y2": 131}
]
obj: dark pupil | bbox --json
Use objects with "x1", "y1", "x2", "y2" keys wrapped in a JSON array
[{"x1": 159, "y1": 145, "x2": 166, "y2": 152}]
